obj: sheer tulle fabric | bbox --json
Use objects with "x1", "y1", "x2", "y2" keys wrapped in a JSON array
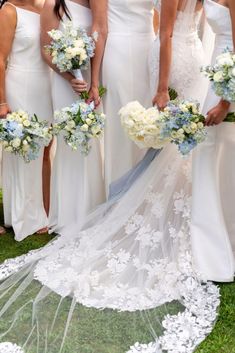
[
  {"x1": 0, "y1": 145, "x2": 219, "y2": 353},
  {"x1": 0, "y1": 1, "x2": 221, "y2": 352}
]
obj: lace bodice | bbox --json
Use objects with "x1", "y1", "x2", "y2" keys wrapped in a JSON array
[{"x1": 153, "y1": 0, "x2": 202, "y2": 35}]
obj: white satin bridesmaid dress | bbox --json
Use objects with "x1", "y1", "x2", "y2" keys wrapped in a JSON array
[
  {"x1": 49, "y1": 1, "x2": 105, "y2": 235},
  {"x1": 191, "y1": 0, "x2": 235, "y2": 282},
  {"x1": 102, "y1": 0, "x2": 155, "y2": 195},
  {"x1": 2, "y1": 3, "x2": 53, "y2": 241}
]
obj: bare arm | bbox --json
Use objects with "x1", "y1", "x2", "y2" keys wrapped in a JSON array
[
  {"x1": 88, "y1": 0, "x2": 108, "y2": 106},
  {"x1": 40, "y1": 0, "x2": 87, "y2": 93},
  {"x1": 206, "y1": 0, "x2": 235, "y2": 126},
  {"x1": 153, "y1": 10, "x2": 159, "y2": 34},
  {"x1": 152, "y1": 0, "x2": 178, "y2": 109},
  {"x1": 0, "y1": 4, "x2": 16, "y2": 117}
]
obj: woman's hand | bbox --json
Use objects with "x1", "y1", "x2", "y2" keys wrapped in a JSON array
[
  {"x1": 0, "y1": 103, "x2": 11, "y2": 119},
  {"x1": 70, "y1": 78, "x2": 88, "y2": 94},
  {"x1": 205, "y1": 100, "x2": 230, "y2": 126},
  {"x1": 88, "y1": 86, "x2": 101, "y2": 108},
  {"x1": 152, "y1": 90, "x2": 170, "y2": 110}
]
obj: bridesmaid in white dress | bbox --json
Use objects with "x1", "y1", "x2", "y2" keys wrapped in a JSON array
[
  {"x1": 102, "y1": 0, "x2": 155, "y2": 195},
  {"x1": 191, "y1": 0, "x2": 235, "y2": 282},
  {"x1": 41, "y1": 0, "x2": 107, "y2": 235},
  {"x1": 0, "y1": 0, "x2": 53, "y2": 241}
]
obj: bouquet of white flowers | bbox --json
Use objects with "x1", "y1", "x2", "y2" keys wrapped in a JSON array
[
  {"x1": 119, "y1": 101, "x2": 170, "y2": 150},
  {"x1": 120, "y1": 100, "x2": 206, "y2": 156},
  {"x1": 0, "y1": 110, "x2": 52, "y2": 162},
  {"x1": 159, "y1": 100, "x2": 206, "y2": 155},
  {"x1": 46, "y1": 21, "x2": 97, "y2": 81},
  {"x1": 202, "y1": 49, "x2": 235, "y2": 103},
  {"x1": 53, "y1": 101, "x2": 105, "y2": 155}
]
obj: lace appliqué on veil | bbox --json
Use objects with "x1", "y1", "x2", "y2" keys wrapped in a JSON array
[{"x1": 0, "y1": 343, "x2": 24, "y2": 353}]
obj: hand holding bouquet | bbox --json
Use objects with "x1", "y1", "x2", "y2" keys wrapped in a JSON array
[
  {"x1": 46, "y1": 21, "x2": 106, "y2": 101},
  {"x1": 0, "y1": 110, "x2": 52, "y2": 162},
  {"x1": 46, "y1": 21, "x2": 96, "y2": 78},
  {"x1": 53, "y1": 100, "x2": 105, "y2": 155}
]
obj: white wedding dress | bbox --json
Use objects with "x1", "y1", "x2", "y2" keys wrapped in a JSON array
[
  {"x1": 49, "y1": 1, "x2": 105, "y2": 235},
  {"x1": 102, "y1": 0, "x2": 155, "y2": 195},
  {"x1": 0, "y1": 1, "x2": 220, "y2": 353},
  {"x1": 191, "y1": 0, "x2": 235, "y2": 282},
  {"x1": 2, "y1": 3, "x2": 53, "y2": 241}
]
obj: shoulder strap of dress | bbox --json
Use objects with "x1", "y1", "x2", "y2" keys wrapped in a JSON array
[{"x1": 2, "y1": 2, "x2": 17, "y2": 10}]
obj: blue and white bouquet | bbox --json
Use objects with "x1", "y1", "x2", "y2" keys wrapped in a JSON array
[
  {"x1": 202, "y1": 49, "x2": 235, "y2": 103},
  {"x1": 120, "y1": 100, "x2": 206, "y2": 156},
  {"x1": 53, "y1": 101, "x2": 105, "y2": 155},
  {"x1": 0, "y1": 110, "x2": 52, "y2": 162},
  {"x1": 46, "y1": 21, "x2": 97, "y2": 81},
  {"x1": 159, "y1": 100, "x2": 206, "y2": 155}
]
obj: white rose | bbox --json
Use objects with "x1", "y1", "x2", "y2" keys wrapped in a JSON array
[
  {"x1": 80, "y1": 124, "x2": 89, "y2": 132},
  {"x1": 213, "y1": 71, "x2": 224, "y2": 82},
  {"x1": 12, "y1": 138, "x2": 21, "y2": 148},
  {"x1": 91, "y1": 126, "x2": 101, "y2": 135},
  {"x1": 190, "y1": 122, "x2": 198, "y2": 130},
  {"x1": 197, "y1": 122, "x2": 204, "y2": 129},
  {"x1": 23, "y1": 120, "x2": 30, "y2": 127},
  {"x1": 179, "y1": 104, "x2": 189, "y2": 113},
  {"x1": 217, "y1": 56, "x2": 234, "y2": 67},
  {"x1": 22, "y1": 144, "x2": 29, "y2": 152},
  {"x1": 86, "y1": 118, "x2": 92, "y2": 125},
  {"x1": 67, "y1": 120, "x2": 76, "y2": 129},
  {"x1": 5, "y1": 146, "x2": 13, "y2": 152},
  {"x1": 231, "y1": 68, "x2": 235, "y2": 77}
]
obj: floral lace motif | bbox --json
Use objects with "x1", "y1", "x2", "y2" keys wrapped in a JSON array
[
  {"x1": 149, "y1": 10, "x2": 203, "y2": 98},
  {"x1": 0, "y1": 151, "x2": 220, "y2": 353},
  {"x1": 0, "y1": 343, "x2": 24, "y2": 353}
]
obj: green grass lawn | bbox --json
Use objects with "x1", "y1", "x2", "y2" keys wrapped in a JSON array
[{"x1": 0, "y1": 205, "x2": 235, "y2": 353}]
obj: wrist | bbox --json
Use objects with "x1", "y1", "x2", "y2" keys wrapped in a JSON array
[
  {"x1": 157, "y1": 89, "x2": 168, "y2": 95},
  {"x1": 219, "y1": 99, "x2": 230, "y2": 109},
  {"x1": 90, "y1": 83, "x2": 99, "y2": 89},
  {"x1": 157, "y1": 84, "x2": 168, "y2": 94}
]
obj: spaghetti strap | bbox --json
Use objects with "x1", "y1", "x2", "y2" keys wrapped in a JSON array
[{"x1": 2, "y1": 2, "x2": 17, "y2": 9}]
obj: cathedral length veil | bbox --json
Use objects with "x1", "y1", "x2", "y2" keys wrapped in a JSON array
[{"x1": 0, "y1": 1, "x2": 220, "y2": 352}]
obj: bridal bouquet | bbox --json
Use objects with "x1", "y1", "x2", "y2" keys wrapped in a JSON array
[
  {"x1": 0, "y1": 110, "x2": 52, "y2": 162},
  {"x1": 53, "y1": 100, "x2": 105, "y2": 155},
  {"x1": 119, "y1": 101, "x2": 170, "y2": 149},
  {"x1": 202, "y1": 49, "x2": 235, "y2": 103},
  {"x1": 159, "y1": 100, "x2": 206, "y2": 155},
  {"x1": 46, "y1": 21, "x2": 97, "y2": 79},
  {"x1": 120, "y1": 100, "x2": 206, "y2": 155}
]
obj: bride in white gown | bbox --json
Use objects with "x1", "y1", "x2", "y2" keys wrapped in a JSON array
[{"x1": 0, "y1": 1, "x2": 221, "y2": 352}]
